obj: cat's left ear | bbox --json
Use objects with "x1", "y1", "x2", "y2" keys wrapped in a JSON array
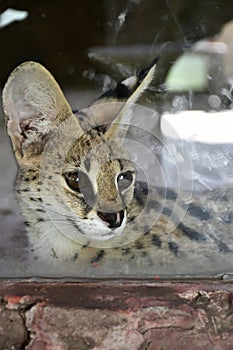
[
  {"x1": 81, "y1": 58, "x2": 157, "y2": 138},
  {"x1": 2, "y1": 61, "x2": 75, "y2": 160}
]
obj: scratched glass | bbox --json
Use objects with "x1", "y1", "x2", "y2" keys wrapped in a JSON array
[{"x1": 0, "y1": 0, "x2": 232, "y2": 279}]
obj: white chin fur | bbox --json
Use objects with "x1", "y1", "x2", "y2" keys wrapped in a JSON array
[
  {"x1": 86, "y1": 212, "x2": 127, "y2": 241},
  {"x1": 48, "y1": 209, "x2": 127, "y2": 245}
]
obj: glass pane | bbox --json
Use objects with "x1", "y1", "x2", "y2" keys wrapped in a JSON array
[{"x1": 0, "y1": 0, "x2": 232, "y2": 278}]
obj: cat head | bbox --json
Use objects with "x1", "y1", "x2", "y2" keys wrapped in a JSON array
[{"x1": 3, "y1": 60, "x2": 155, "y2": 246}]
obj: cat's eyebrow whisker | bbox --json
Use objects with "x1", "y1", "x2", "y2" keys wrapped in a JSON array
[
  {"x1": 40, "y1": 206, "x2": 87, "y2": 223},
  {"x1": 41, "y1": 206, "x2": 73, "y2": 218},
  {"x1": 45, "y1": 219, "x2": 73, "y2": 223},
  {"x1": 30, "y1": 219, "x2": 75, "y2": 226}
]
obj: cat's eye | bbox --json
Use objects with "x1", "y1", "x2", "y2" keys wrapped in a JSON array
[
  {"x1": 117, "y1": 171, "x2": 134, "y2": 191},
  {"x1": 65, "y1": 171, "x2": 90, "y2": 194}
]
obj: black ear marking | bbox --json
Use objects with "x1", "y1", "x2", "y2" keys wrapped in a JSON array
[
  {"x1": 137, "y1": 56, "x2": 160, "y2": 83},
  {"x1": 100, "y1": 82, "x2": 131, "y2": 100},
  {"x1": 97, "y1": 56, "x2": 159, "y2": 102}
]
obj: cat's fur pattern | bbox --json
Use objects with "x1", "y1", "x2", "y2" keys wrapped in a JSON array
[{"x1": 3, "y1": 61, "x2": 233, "y2": 277}]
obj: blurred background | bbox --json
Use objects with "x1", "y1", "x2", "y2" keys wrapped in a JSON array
[
  {"x1": 0, "y1": 0, "x2": 233, "y2": 276},
  {"x1": 0, "y1": 0, "x2": 233, "y2": 99}
]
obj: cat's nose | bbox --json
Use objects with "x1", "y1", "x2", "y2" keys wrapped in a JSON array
[{"x1": 97, "y1": 210, "x2": 125, "y2": 229}]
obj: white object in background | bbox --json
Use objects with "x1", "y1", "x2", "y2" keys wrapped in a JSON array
[
  {"x1": 160, "y1": 110, "x2": 233, "y2": 191},
  {"x1": 165, "y1": 54, "x2": 209, "y2": 92},
  {"x1": 0, "y1": 8, "x2": 28, "y2": 29},
  {"x1": 161, "y1": 110, "x2": 233, "y2": 144}
]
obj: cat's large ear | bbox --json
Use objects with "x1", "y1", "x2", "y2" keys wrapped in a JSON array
[
  {"x1": 105, "y1": 59, "x2": 157, "y2": 140},
  {"x1": 3, "y1": 61, "x2": 74, "y2": 160},
  {"x1": 81, "y1": 58, "x2": 157, "y2": 138}
]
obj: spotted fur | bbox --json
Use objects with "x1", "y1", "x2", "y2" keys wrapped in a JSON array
[{"x1": 3, "y1": 61, "x2": 233, "y2": 277}]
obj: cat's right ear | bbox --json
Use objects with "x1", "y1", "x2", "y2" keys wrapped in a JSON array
[
  {"x1": 81, "y1": 58, "x2": 157, "y2": 138},
  {"x1": 3, "y1": 61, "x2": 74, "y2": 160}
]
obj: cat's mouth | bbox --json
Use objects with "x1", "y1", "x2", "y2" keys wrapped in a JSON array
[
  {"x1": 88, "y1": 209, "x2": 127, "y2": 241},
  {"x1": 97, "y1": 210, "x2": 125, "y2": 229}
]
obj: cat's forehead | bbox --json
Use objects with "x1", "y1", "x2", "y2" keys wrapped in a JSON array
[{"x1": 64, "y1": 128, "x2": 120, "y2": 170}]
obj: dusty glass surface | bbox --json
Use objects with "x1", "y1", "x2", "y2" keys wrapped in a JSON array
[{"x1": 0, "y1": 0, "x2": 232, "y2": 278}]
